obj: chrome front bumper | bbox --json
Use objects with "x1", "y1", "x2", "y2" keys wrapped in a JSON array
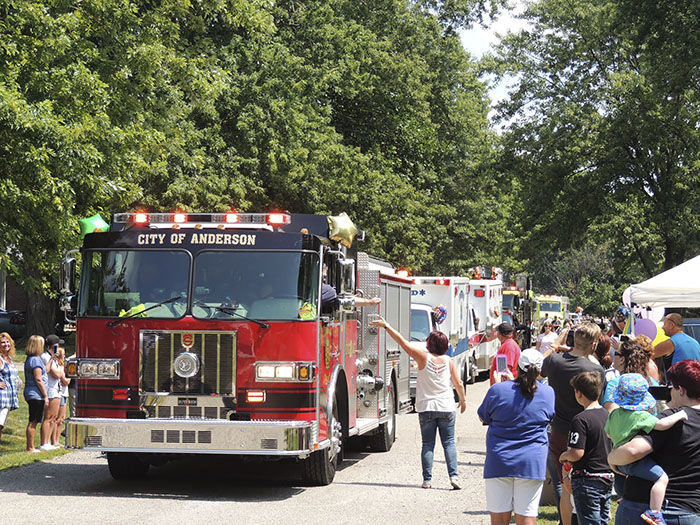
[{"x1": 66, "y1": 418, "x2": 318, "y2": 456}]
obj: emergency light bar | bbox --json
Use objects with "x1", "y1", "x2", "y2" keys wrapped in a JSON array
[
  {"x1": 113, "y1": 212, "x2": 292, "y2": 230},
  {"x1": 413, "y1": 277, "x2": 451, "y2": 286}
]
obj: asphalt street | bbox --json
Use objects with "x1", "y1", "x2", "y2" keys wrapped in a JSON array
[{"x1": 0, "y1": 378, "x2": 493, "y2": 525}]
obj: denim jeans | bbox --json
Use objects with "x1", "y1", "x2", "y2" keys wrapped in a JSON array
[
  {"x1": 618, "y1": 456, "x2": 665, "y2": 482},
  {"x1": 571, "y1": 476, "x2": 612, "y2": 525},
  {"x1": 616, "y1": 498, "x2": 700, "y2": 524},
  {"x1": 546, "y1": 446, "x2": 562, "y2": 519},
  {"x1": 418, "y1": 411, "x2": 458, "y2": 482}
]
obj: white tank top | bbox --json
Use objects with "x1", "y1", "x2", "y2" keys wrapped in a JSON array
[{"x1": 415, "y1": 354, "x2": 455, "y2": 413}]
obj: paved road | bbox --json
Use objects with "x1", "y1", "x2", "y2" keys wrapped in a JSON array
[{"x1": 0, "y1": 379, "x2": 493, "y2": 525}]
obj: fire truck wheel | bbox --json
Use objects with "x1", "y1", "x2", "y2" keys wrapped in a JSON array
[
  {"x1": 367, "y1": 386, "x2": 395, "y2": 452},
  {"x1": 301, "y1": 394, "x2": 340, "y2": 486},
  {"x1": 107, "y1": 452, "x2": 150, "y2": 480}
]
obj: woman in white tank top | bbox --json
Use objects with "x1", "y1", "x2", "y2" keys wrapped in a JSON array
[{"x1": 371, "y1": 316, "x2": 466, "y2": 489}]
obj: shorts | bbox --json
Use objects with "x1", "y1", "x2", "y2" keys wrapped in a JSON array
[
  {"x1": 485, "y1": 477, "x2": 544, "y2": 517},
  {"x1": 60, "y1": 396, "x2": 67, "y2": 407},
  {"x1": 47, "y1": 387, "x2": 61, "y2": 399},
  {"x1": 0, "y1": 407, "x2": 9, "y2": 426},
  {"x1": 27, "y1": 399, "x2": 45, "y2": 423}
]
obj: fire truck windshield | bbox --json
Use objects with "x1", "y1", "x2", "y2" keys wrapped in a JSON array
[
  {"x1": 540, "y1": 302, "x2": 561, "y2": 311},
  {"x1": 192, "y1": 251, "x2": 320, "y2": 321},
  {"x1": 79, "y1": 250, "x2": 190, "y2": 318}
]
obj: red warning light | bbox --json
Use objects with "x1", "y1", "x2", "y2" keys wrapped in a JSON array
[{"x1": 267, "y1": 213, "x2": 291, "y2": 226}]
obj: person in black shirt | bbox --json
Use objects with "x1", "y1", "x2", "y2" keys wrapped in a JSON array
[
  {"x1": 609, "y1": 360, "x2": 700, "y2": 524},
  {"x1": 560, "y1": 371, "x2": 613, "y2": 525},
  {"x1": 541, "y1": 322, "x2": 605, "y2": 525}
]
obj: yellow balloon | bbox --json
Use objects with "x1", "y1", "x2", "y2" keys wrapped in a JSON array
[
  {"x1": 327, "y1": 212, "x2": 358, "y2": 248},
  {"x1": 653, "y1": 324, "x2": 669, "y2": 346}
]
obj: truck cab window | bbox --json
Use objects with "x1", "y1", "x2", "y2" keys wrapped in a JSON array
[
  {"x1": 192, "y1": 251, "x2": 319, "y2": 321},
  {"x1": 79, "y1": 250, "x2": 190, "y2": 318},
  {"x1": 410, "y1": 309, "x2": 432, "y2": 342}
]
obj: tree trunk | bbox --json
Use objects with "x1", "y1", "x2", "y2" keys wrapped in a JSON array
[
  {"x1": 663, "y1": 238, "x2": 686, "y2": 271},
  {"x1": 25, "y1": 289, "x2": 57, "y2": 340}
]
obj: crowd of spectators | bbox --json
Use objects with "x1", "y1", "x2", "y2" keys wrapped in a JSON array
[
  {"x1": 0, "y1": 332, "x2": 70, "y2": 454},
  {"x1": 479, "y1": 312, "x2": 700, "y2": 525}
]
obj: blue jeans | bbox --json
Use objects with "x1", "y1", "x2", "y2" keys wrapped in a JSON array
[
  {"x1": 546, "y1": 447, "x2": 562, "y2": 519},
  {"x1": 418, "y1": 411, "x2": 458, "y2": 481},
  {"x1": 618, "y1": 456, "x2": 666, "y2": 482},
  {"x1": 616, "y1": 499, "x2": 700, "y2": 524},
  {"x1": 571, "y1": 476, "x2": 613, "y2": 525}
]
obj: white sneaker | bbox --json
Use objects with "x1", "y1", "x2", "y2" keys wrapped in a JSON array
[
  {"x1": 39, "y1": 444, "x2": 57, "y2": 451},
  {"x1": 450, "y1": 477, "x2": 461, "y2": 490}
]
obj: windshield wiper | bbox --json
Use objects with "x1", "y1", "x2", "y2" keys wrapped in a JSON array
[
  {"x1": 213, "y1": 304, "x2": 270, "y2": 329},
  {"x1": 106, "y1": 295, "x2": 183, "y2": 327}
]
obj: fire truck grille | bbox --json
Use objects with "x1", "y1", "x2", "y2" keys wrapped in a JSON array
[{"x1": 140, "y1": 330, "x2": 237, "y2": 395}]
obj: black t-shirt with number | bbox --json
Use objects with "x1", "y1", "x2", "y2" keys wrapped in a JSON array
[
  {"x1": 567, "y1": 407, "x2": 612, "y2": 473},
  {"x1": 623, "y1": 406, "x2": 700, "y2": 513}
]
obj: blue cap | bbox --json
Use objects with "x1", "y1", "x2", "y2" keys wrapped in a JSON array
[{"x1": 612, "y1": 373, "x2": 656, "y2": 412}]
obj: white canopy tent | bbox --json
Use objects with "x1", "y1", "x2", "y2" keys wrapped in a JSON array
[{"x1": 626, "y1": 255, "x2": 700, "y2": 308}]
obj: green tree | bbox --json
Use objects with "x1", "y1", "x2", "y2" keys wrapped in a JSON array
[
  {"x1": 0, "y1": 0, "x2": 272, "y2": 335},
  {"x1": 494, "y1": 0, "x2": 700, "y2": 287},
  {"x1": 1, "y1": 0, "x2": 502, "y2": 332}
]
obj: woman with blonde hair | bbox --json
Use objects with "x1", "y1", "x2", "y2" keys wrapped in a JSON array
[
  {"x1": 51, "y1": 346, "x2": 70, "y2": 447},
  {"x1": 0, "y1": 332, "x2": 22, "y2": 444},
  {"x1": 23, "y1": 335, "x2": 49, "y2": 452}
]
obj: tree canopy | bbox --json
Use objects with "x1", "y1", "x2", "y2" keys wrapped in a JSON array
[
  {"x1": 1, "y1": 0, "x2": 505, "y2": 333},
  {"x1": 491, "y1": 0, "x2": 700, "y2": 313}
]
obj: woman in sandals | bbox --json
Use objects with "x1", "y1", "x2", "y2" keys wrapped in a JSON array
[{"x1": 370, "y1": 316, "x2": 466, "y2": 489}]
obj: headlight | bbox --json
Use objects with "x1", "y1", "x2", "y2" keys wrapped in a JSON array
[
  {"x1": 257, "y1": 365, "x2": 276, "y2": 379},
  {"x1": 274, "y1": 365, "x2": 294, "y2": 379},
  {"x1": 255, "y1": 362, "x2": 315, "y2": 382},
  {"x1": 69, "y1": 358, "x2": 121, "y2": 380}
]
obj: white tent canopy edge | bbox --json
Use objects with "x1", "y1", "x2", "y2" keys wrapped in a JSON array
[{"x1": 626, "y1": 254, "x2": 700, "y2": 309}]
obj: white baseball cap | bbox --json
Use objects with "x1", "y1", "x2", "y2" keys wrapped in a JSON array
[{"x1": 518, "y1": 347, "x2": 544, "y2": 372}]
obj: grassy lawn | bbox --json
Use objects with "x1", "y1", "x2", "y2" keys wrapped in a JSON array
[
  {"x1": 536, "y1": 500, "x2": 618, "y2": 524},
  {"x1": 0, "y1": 353, "x2": 70, "y2": 470}
]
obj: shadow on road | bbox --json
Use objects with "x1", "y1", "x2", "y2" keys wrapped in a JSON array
[{"x1": 0, "y1": 450, "x2": 373, "y2": 501}]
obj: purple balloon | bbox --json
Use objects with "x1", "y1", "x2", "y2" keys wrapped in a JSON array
[{"x1": 634, "y1": 318, "x2": 657, "y2": 340}]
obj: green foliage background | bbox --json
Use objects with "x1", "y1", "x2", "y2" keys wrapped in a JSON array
[{"x1": 2, "y1": 0, "x2": 699, "y2": 328}]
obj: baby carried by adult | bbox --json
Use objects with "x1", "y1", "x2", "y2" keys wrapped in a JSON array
[{"x1": 605, "y1": 373, "x2": 688, "y2": 525}]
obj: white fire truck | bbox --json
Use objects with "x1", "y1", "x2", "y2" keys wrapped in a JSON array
[{"x1": 59, "y1": 212, "x2": 411, "y2": 485}]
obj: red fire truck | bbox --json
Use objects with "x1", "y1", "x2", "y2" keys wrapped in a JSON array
[{"x1": 59, "y1": 212, "x2": 412, "y2": 485}]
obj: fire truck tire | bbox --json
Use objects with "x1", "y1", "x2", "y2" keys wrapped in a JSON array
[
  {"x1": 301, "y1": 394, "x2": 340, "y2": 486},
  {"x1": 107, "y1": 452, "x2": 150, "y2": 480},
  {"x1": 367, "y1": 387, "x2": 395, "y2": 452}
]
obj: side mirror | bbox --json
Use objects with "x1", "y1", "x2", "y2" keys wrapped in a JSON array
[
  {"x1": 60, "y1": 256, "x2": 77, "y2": 295},
  {"x1": 338, "y1": 258, "x2": 356, "y2": 295},
  {"x1": 59, "y1": 294, "x2": 76, "y2": 313}
]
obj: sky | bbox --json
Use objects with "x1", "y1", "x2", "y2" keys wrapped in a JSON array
[{"x1": 459, "y1": 4, "x2": 530, "y2": 108}]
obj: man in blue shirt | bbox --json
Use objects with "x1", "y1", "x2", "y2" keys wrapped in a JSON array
[{"x1": 654, "y1": 313, "x2": 700, "y2": 365}]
